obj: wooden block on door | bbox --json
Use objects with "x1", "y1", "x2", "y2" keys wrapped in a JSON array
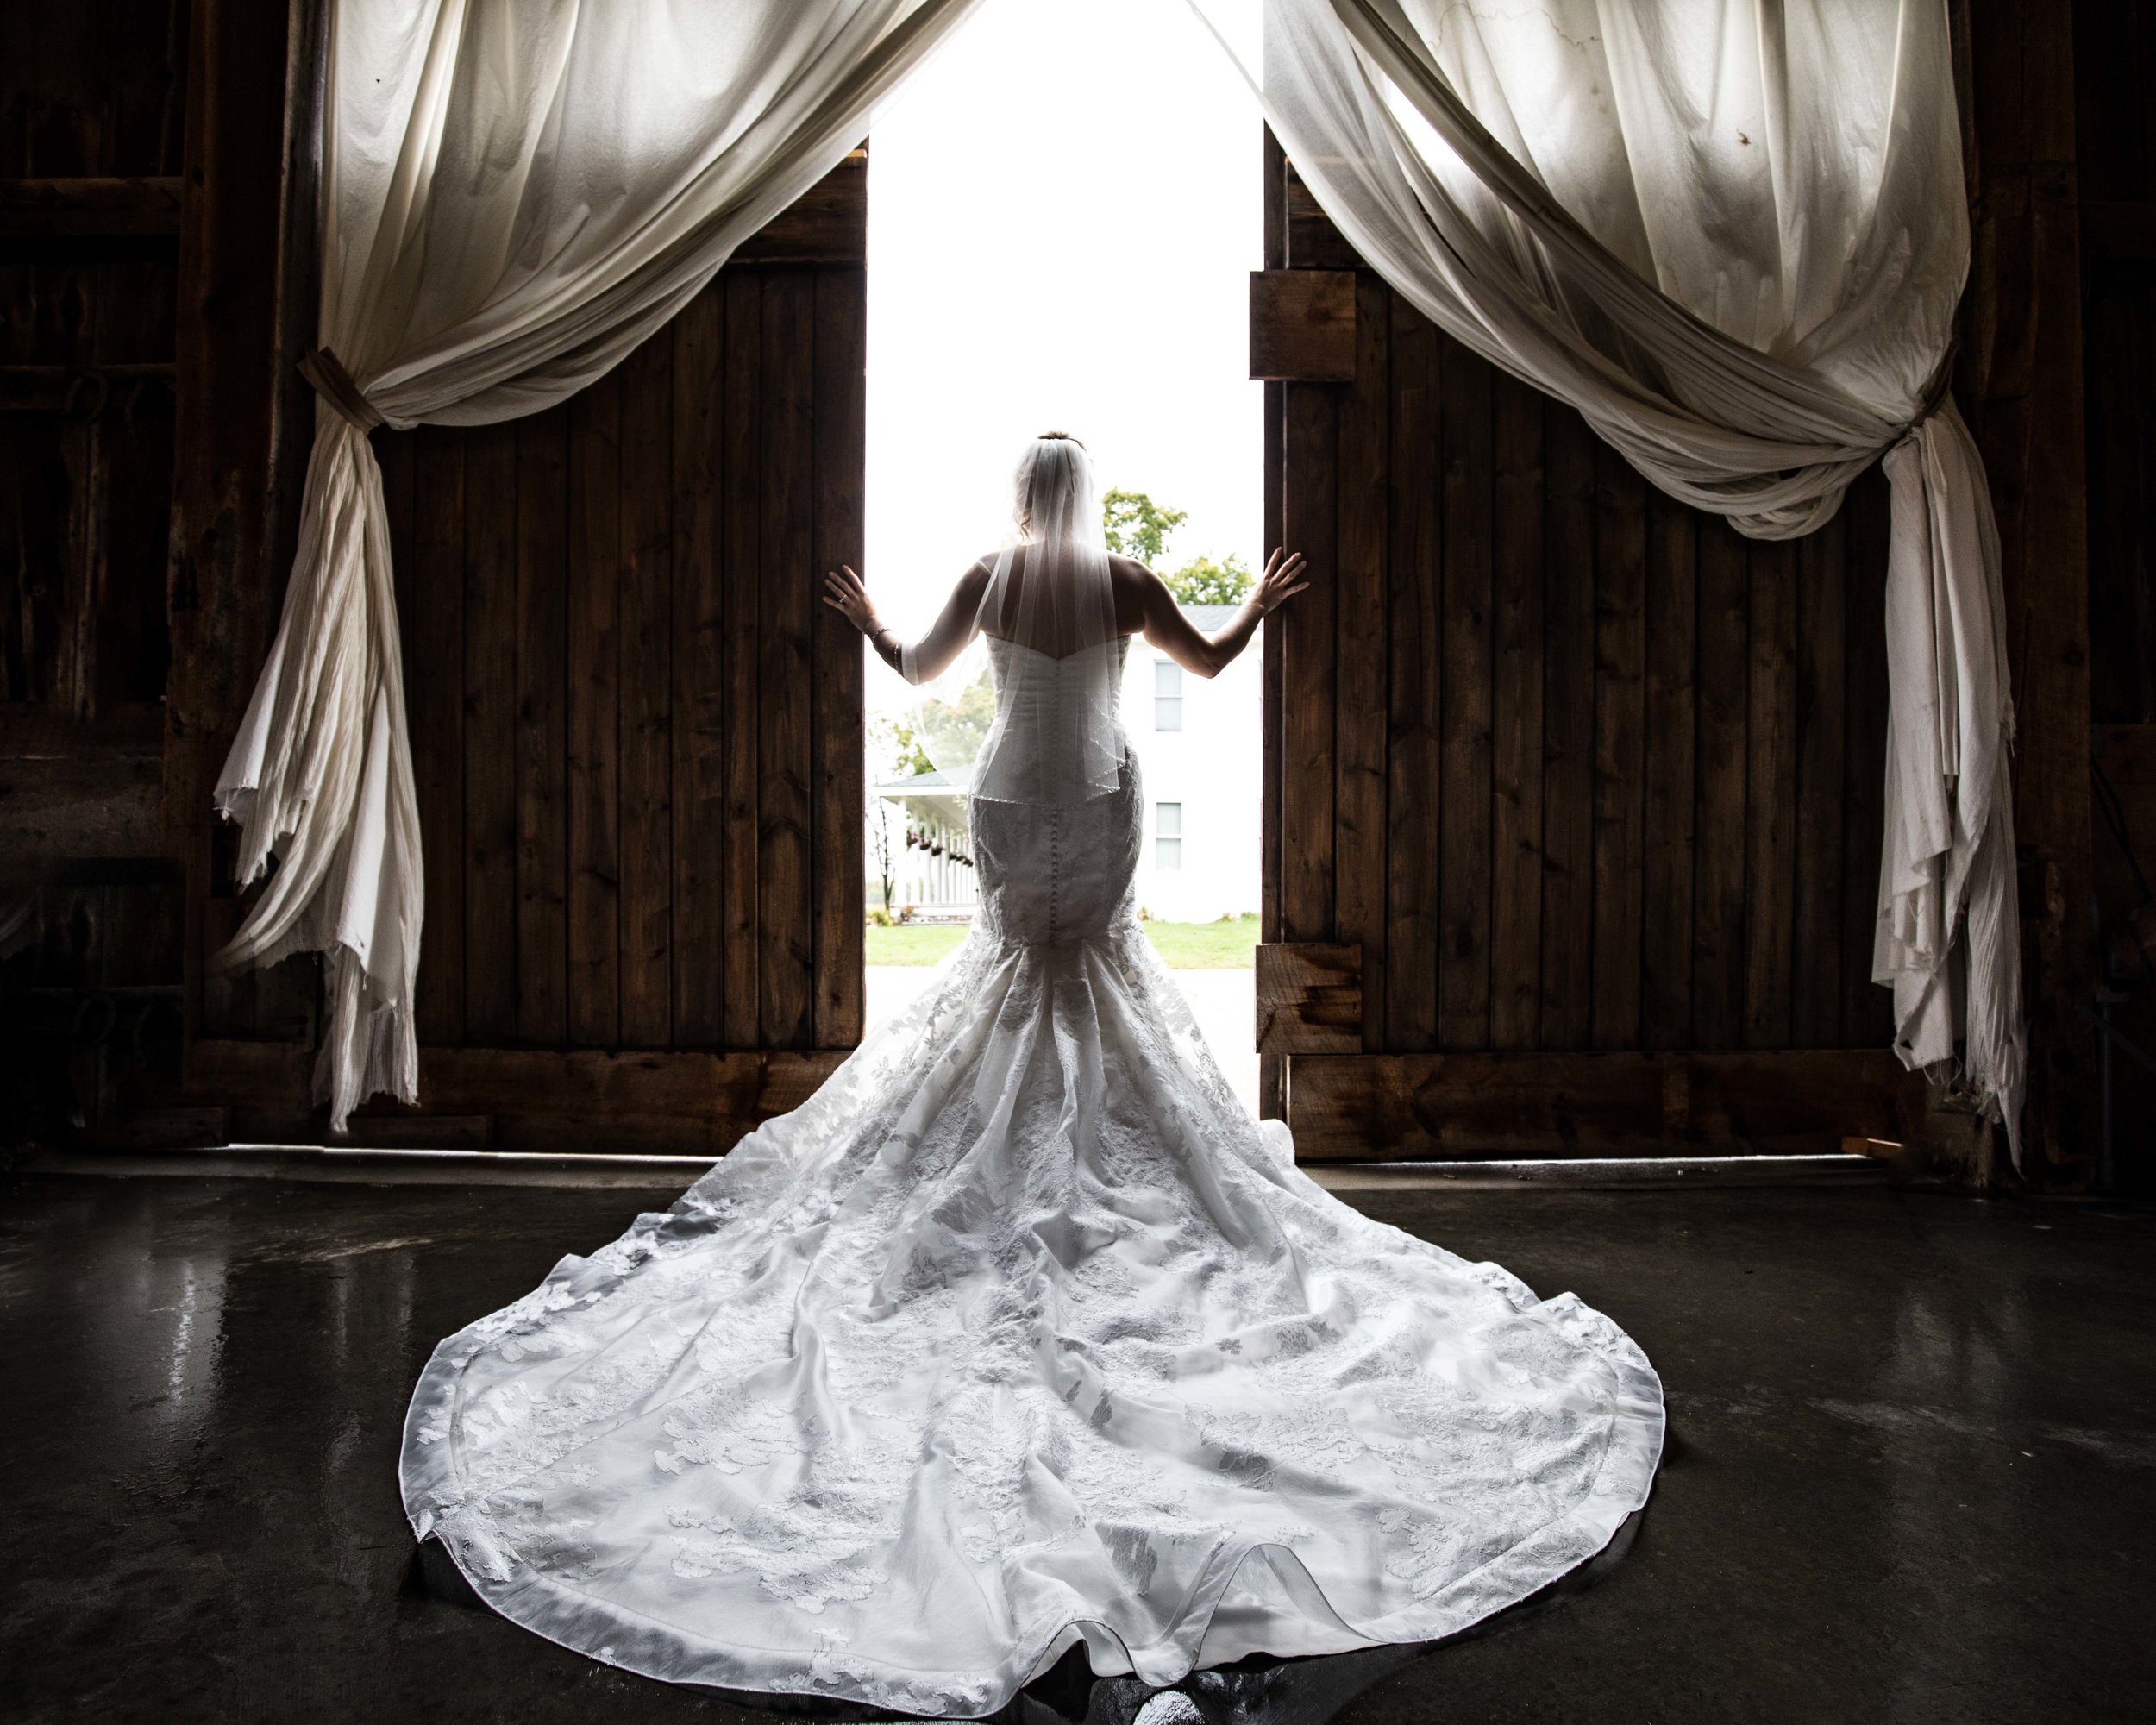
[
  {"x1": 1250, "y1": 271, "x2": 1357, "y2": 381},
  {"x1": 1256, "y1": 942, "x2": 1363, "y2": 1053}
]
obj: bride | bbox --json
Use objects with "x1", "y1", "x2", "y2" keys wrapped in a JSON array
[{"x1": 400, "y1": 434, "x2": 1664, "y2": 1719}]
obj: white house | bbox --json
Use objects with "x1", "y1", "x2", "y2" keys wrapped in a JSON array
[
  {"x1": 866, "y1": 770, "x2": 977, "y2": 919},
  {"x1": 1122, "y1": 605, "x2": 1262, "y2": 922},
  {"x1": 869, "y1": 606, "x2": 1262, "y2": 923}
]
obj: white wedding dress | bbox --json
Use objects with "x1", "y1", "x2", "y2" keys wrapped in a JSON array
[{"x1": 400, "y1": 634, "x2": 1664, "y2": 1719}]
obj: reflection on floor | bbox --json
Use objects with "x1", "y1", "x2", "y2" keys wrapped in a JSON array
[{"x1": 3, "y1": 1174, "x2": 2150, "y2": 1722}]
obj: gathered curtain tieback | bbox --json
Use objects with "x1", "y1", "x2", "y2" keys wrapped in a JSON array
[
  {"x1": 298, "y1": 345, "x2": 385, "y2": 433},
  {"x1": 1892, "y1": 342, "x2": 1960, "y2": 450}
]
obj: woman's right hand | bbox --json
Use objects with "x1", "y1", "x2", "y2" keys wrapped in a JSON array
[
  {"x1": 822, "y1": 565, "x2": 881, "y2": 637},
  {"x1": 1251, "y1": 548, "x2": 1311, "y2": 613}
]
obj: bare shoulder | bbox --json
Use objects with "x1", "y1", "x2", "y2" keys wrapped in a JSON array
[{"x1": 1108, "y1": 555, "x2": 1162, "y2": 595}]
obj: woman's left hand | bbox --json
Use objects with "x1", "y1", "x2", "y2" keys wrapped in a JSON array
[{"x1": 822, "y1": 566, "x2": 881, "y2": 637}]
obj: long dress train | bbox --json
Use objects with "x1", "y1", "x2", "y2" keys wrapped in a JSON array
[{"x1": 399, "y1": 637, "x2": 1664, "y2": 1719}]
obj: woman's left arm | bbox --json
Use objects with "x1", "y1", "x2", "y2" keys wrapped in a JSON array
[{"x1": 823, "y1": 561, "x2": 987, "y2": 685}]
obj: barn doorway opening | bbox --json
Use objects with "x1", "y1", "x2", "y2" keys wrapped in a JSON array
[{"x1": 859, "y1": 0, "x2": 1266, "y2": 1107}]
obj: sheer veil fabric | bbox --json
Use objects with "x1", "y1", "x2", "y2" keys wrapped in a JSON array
[
  {"x1": 908, "y1": 436, "x2": 1125, "y2": 808},
  {"x1": 399, "y1": 440, "x2": 1665, "y2": 1719}
]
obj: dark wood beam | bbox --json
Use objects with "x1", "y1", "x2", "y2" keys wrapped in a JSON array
[
  {"x1": 1256, "y1": 941, "x2": 1363, "y2": 1052},
  {"x1": 0, "y1": 364, "x2": 175, "y2": 413},
  {"x1": 186, "y1": 1039, "x2": 848, "y2": 1152},
  {"x1": 731, "y1": 151, "x2": 867, "y2": 266},
  {"x1": 0, "y1": 177, "x2": 184, "y2": 238},
  {"x1": 1287, "y1": 1049, "x2": 1940, "y2": 1162},
  {"x1": 1250, "y1": 269, "x2": 1357, "y2": 381}
]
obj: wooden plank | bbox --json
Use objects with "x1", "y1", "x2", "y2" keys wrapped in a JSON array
[
  {"x1": 1260, "y1": 144, "x2": 1286, "y2": 1118},
  {"x1": 1333, "y1": 272, "x2": 1389, "y2": 1051},
  {"x1": 1539, "y1": 403, "x2": 1597, "y2": 1051},
  {"x1": 2083, "y1": 267, "x2": 2156, "y2": 725},
  {"x1": 0, "y1": 363, "x2": 176, "y2": 412},
  {"x1": 514, "y1": 406, "x2": 569, "y2": 1045},
  {"x1": 164, "y1": 0, "x2": 291, "y2": 1051},
  {"x1": 1286, "y1": 1049, "x2": 1934, "y2": 1161},
  {"x1": 191, "y1": 1038, "x2": 846, "y2": 1155},
  {"x1": 461, "y1": 421, "x2": 520, "y2": 1044},
  {"x1": 1280, "y1": 379, "x2": 1338, "y2": 944},
  {"x1": 1640, "y1": 488, "x2": 1696, "y2": 1049},
  {"x1": 1744, "y1": 536, "x2": 1798, "y2": 1048},
  {"x1": 0, "y1": 176, "x2": 184, "y2": 237},
  {"x1": 1283, "y1": 165, "x2": 1363, "y2": 270},
  {"x1": 671, "y1": 281, "x2": 727, "y2": 1047},
  {"x1": 1965, "y1": 0, "x2": 2096, "y2": 1178},
  {"x1": 410, "y1": 426, "x2": 466, "y2": 1045},
  {"x1": 566, "y1": 368, "x2": 623, "y2": 1046},
  {"x1": 1840, "y1": 466, "x2": 1892, "y2": 1047},
  {"x1": 720, "y1": 270, "x2": 762, "y2": 1046},
  {"x1": 812, "y1": 266, "x2": 868, "y2": 1051},
  {"x1": 1791, "y1": 500, "x2": 1847, "y2": 1047},
  {"x1": 758, "y1": 270, "x2": 817, "y2": 1049},
  {"x1": 1489, "y1": 371, "x2": 1545, "y2": 1051},
  {"x1": 1438, "y1": 338, "x2": 1494, "y2": 1049},
  {"x1": 617, "y1": 324, "x2": 674, "y2": 1049},
  {"x1": 1589, "y1": 441, "x2": 1646, "y2": 1048},
  {"x1": 1384, "y1": 292, "x2": 1441, "y2": 1048},
  {"x1": 1693, "y1": 516, "x2": 1749, "y2": 1050},
  {"x1": 1255, "y1": 943, "x2": 1363, "y2": 1054},
  {"x1": 1249, "y1": 270, "x2": 1357, "y2": 381},
  {"x1": 731, "y1": 154, "x2": 868, "y2": 266},
  {"x1": 2093, "y1": 723, "x2": 2156, "y2": 785},
  {"x1": 2081, "y1": 198, "x2": 2156, "y2": 261},
  {"x1": 379, "y1": 423, "x2": 416, "y2": 1026}
]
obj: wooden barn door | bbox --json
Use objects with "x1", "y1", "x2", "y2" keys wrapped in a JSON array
[
  {"x1": 1252, "y1": 141, "x2": 1941, "y2": 1163},
  {"x1": 191, "y1": 157, "x2": 868, "y2": 1152}
]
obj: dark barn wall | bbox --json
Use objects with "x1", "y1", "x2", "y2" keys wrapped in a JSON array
[
  {"x1": 372, "y1": 222, "x2": 868, "y2": 1067},
  {"x1": 1255, "y1": 166, "x2": 1927, "y2": 1164},
  {"x1": 2074, "y1": 0, "x2": 2156, "y2": 1193},
  {"x1": 0, "y1": 3, "x2": 194, "y2": 1149},
  {"x1": 0, "y1": 0, "x2": 188, "y2": 864},
  {"x1": 181, "y1": 160, "x2": 873, "y2": 1155},
  {"x1": 1255, "y1": 0, "x2": 2098, "y2": 1182},
  {"x1": 2, "y1": 0, "x2": 2112, "y2": 1179}
]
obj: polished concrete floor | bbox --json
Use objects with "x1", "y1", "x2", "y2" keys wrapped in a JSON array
[{"x1": 2, "y1": 1170, "x2": 2150, "y2": 1723}]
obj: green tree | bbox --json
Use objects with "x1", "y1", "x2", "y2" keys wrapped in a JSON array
[
  {"x1": 1101, "y1": 487, "x2": 1255, "y2": 606},
  {"x1": 1101, "y1": 487, "x2": 1187, "y2": 565},
  {"x1": 868, "y1": 712, "x2": 931, "y2": 779},
  {"x1": 1162, "y1": 554, "x2": 1253, "y2": 606}
]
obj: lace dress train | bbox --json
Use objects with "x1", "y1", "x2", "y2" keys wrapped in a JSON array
[{"x1": 399, "y1": 647, "x2": 1664, "y2": 1719}]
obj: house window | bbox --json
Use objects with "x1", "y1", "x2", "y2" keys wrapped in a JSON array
[
  {"x1": 1156, "y1": 802, "x2": 1181, "y2": 870},
  {"x1": 1153, "y1": 659, "x2": 1183, "y2": 731}
]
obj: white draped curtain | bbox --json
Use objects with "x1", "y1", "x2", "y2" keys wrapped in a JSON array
[
  {"x1": 214, "y1": 0, "x2": 983, "y2": 1126},
  {"x1": 222, "y1": 0, "x2": 2021, "y2": 1154}
]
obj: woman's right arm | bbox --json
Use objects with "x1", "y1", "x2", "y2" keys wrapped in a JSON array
[
  {"x1": 1134, "y1": 547, "x2": 1310, "y2": 678},
  {"x1": 823, "y1": 560, "x2": 991, "y2": 685}
]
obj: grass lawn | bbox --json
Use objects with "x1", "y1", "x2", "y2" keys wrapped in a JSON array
[
  {"x1": 863, "y1": 924, "x2": 968, "y2": 965},
  {"x1": 1142, "y1": 916, "x2": 1260, "y2": 968},
  {"x1": 865, "y1": 916, "x2": 1258, "y2": 969}
]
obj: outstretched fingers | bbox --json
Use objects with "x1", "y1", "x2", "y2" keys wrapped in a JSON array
[{"x1": 1257, "y1": 549, "x2": 1311, "y2": 611}]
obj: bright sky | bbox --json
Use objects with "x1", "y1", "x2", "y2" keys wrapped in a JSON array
[{"x1": 862, "y1": 0, "x2": 1263, "y2": 712}]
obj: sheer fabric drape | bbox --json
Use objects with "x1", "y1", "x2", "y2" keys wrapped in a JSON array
[
  {"x1": 214, "y1": 0, "x2": 982, "y2": 1126},
  {"x1": 1200, "y1": 0, "x2": 2023, "y2": 1151}
]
